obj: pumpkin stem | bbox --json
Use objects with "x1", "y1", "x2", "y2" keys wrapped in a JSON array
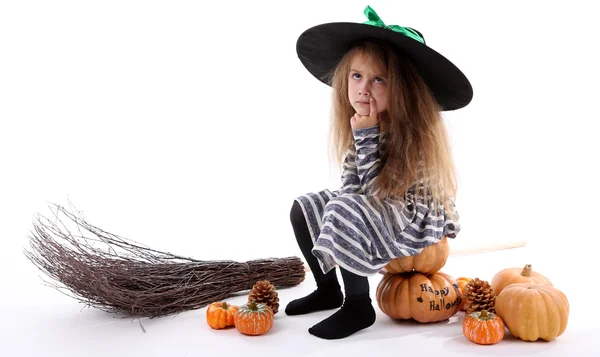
[
  {"x1": 521, "y1": 264, "x2": 532, "y2": 277},
  {"x1": 474, "y1": 309, "x2": 496, "y2": 320},
  {"x1": 248, "y1": 301, "x2": 257, "y2": 311},
  {"x1": 222, "y1": 302, "x2": 229, "y2": 309}
]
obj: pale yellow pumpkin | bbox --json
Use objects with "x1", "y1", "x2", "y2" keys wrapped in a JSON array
[
  {"x1": 495, "y1": 283, "x2": 569, "y2": 341},
  {"x1": 491, "y1": 264, "x2": 552, "y2": 295},
  {"x1": 384, "y1": 237, "x2": 449, "y2": 274},
  {"x1": 376, "y1": 270, "x2": 462, "y2": 323}
]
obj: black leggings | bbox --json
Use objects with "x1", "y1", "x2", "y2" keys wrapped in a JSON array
[
  {"x1": 290, "y1": 200, "x2": 338, "y2": 286},
  {"x1": 291, "y1": 200, "x2": 371, "y2": 298}
]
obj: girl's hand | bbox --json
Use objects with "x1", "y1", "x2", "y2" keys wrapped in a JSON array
[{"x1": 350, "y1": 98, "x2": 380, "y2": 130}]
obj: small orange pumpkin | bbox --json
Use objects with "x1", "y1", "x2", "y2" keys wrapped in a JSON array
[
  {"x1": 376, "y1": 270, "x2": 462, "y2": 323},
  {"x1": 491, "y1": 264, "x2": 552, "y2": 295},
  {"x1": 234, "y1": 301, "x2": 274, "y2": 336},
  {"x1": 456, "y1": 277, "x2": 472, "y2": 311},
  {"x1": 384, "y1": 237, "x2": 449, "y2": 275},
  {"x1": 463, "y1": 310, "x2": 505, "y2": 345},
  {"x1": 206, "y1": 301, "x2": 239, "y2": 329}
]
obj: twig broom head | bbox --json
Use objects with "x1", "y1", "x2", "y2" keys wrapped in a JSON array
[{"x1": 24, "y1": 203, "x2": 305, "y2": 318}]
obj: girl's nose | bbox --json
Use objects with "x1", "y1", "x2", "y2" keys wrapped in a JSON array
[
  {"x1": 358, "y1": 81, "x2": 371, "y2": 96},
  {"x1": 358, "y1": 88, "x2": 370, "y2": 96}
]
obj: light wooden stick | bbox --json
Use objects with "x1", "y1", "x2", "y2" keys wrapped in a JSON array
[{"x1": 301, "y1": 239, "x2": 527, "y2": 273}]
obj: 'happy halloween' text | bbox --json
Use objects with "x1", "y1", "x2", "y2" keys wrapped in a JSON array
[{"x1": 418, "y1": 284, "x2": 462, "y2": 311}]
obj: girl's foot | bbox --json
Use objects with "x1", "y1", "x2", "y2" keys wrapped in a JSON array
[
  {"x1": 285, "y1": 281, "x2": 343, "y2": 315},
  {"x1": 308, "y1": 293, "x2": 376, "y2": 339}
]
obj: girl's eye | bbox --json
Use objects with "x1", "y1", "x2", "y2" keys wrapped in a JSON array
[
  {"x1": 351, "y1": 73, "x2": 361, "y2": 79},
  {"x1": 374, "y1": 77, "x2": 384, "y2": 84}
]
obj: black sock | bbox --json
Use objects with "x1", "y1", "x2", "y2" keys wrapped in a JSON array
[
  {"x1": 308, "y1": 268, "x2": 376, "y2": 339},
  {"x1": 285, "y1": 279, "x2": 344, "y2": 315},
  {"x1": 285, "y1": 201, "x2": 343, "y2": 315}
]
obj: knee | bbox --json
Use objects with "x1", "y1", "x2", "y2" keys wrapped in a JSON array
[{"x1": 290, "y1": 200, "x2": 306, "y2": 228}]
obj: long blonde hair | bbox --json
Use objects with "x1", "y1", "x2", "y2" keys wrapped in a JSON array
[{"x1": 328, "y1": 40, "x2": 459, "y2": 219}]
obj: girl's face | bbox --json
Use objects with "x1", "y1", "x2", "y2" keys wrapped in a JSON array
[{"x1": 348, "y1": 52, "x2": 389, "y2": 117}]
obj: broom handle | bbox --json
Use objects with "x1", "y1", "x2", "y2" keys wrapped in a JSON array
[{"x1": 301, "y1": 239, "x2": 527, "y2": 273}]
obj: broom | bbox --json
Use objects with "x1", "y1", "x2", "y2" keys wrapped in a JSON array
[{"x1": 23, "y1": 203, "x2": 306, "y2": 318}]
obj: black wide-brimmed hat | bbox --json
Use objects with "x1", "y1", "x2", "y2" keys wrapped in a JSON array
[{"x1": 296, "y1": 5, "x2": 473, "y2": 111}]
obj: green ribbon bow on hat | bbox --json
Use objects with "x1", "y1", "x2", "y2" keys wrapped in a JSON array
[{"x1": 362, "y1": 5, "x2": 425, "y2": 44}]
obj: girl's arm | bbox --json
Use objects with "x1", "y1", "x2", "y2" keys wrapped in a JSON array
[
  {"x1": 353, "y1": 124, "x2": 382, "y2": 195},
  {"x1": 338, "y1": 145, "x2": 362, "y2": 194}
]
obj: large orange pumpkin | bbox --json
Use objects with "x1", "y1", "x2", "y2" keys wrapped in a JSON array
[
  {"x1": 376, "y1": 270, "x2": 462, "y2": 323},
  {"x1": 495, "y1": 283, "x2": 569, "y2": 341},
  {"x1": 463, "y1": 310, "x2": 505, "y2": 345},
  {"x1": 384, "y1": 237, "x2": 449, "y2": 275},
  {"x1": 206, "y1": 301, "x2": 239, "y2": 329},
  {"x1": 233, "y1": 301, "x2": 274, "y2": 336},
  {"x1": 491, "y1": 264, "x2": 552, "y2": 295}
]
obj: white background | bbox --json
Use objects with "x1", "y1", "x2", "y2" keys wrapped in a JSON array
[{"x1": 1, "y1": 0, "x2": 599, "y2": 312}]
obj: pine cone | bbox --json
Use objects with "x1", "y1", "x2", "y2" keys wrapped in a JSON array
[
  {"x1": 248, "y1": 280, "x2": 279, "y2": 315},
  {"x1": 464, "y1": 278, "x2": 496, "y2": 314}
]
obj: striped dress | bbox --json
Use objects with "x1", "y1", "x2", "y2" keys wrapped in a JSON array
[{"x1": 295, "y1": 125, "x2": 460, "y2": 277}]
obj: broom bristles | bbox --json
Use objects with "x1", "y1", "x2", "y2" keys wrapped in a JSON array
[{"x1": 23, "y1": 203, "x2": 306, "y2": 318}]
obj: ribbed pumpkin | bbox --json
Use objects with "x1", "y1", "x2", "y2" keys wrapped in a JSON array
[
  {"x1": 384, "y1": 237, "x2": 449, "y2": 275},
  {"x1": 491, "y1": 264, "x2": 552, "y2": 295},
  {"x1": 206, "y1": 301, "x2": 238, "y2": 329},
  {"x1": 496, "y1": 283, "x2": 569, "y2": 341},
  {"x1": 456, "y1": 277, "x2": 472, "y2": 311},
  {"x1": 463, "y1": 310, "x2": 505, "y2": 345},
  {"x1": 376, "y1": 270, "x2": 462, "y2": 323},
  {"x1": 233, "y1": 301, "x2": 274, "y2": 336}
]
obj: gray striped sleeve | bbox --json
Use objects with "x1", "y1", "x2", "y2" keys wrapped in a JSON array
[
  {"x1": 339, "y1": 145, "x2": 362, "y2": 195},
  {"x1": 353, "y1": 125, "x2": 382, "y2": 195}
]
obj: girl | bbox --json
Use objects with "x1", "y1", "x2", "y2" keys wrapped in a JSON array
[{"x1": 286, "y1": 6, "x2": 473, "y2": 340}]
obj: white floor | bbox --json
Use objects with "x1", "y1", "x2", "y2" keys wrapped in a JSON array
[{"x1": 2, "y1": 244, "x2": 596, "y2": 356}]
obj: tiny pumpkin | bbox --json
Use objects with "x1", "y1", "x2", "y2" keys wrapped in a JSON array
[
  {"x1": 206, "y1": 301, "x2": 239, "y2": 329},
  {"x1": 491, "y1": 264, "x2": 552, "y2": 295},
  {"x1": 496, "y1": 283, "x2": 569, "y2": 342},
  {"x1": 463, "y1": 310, "x2": 505, "y2": 345},
  {"x1": 376, "y1": 270, "x2": 462, "y2": 323},
  {"x1": 384, "y1": 237, "x2": 449, "y2": 275},
  {"x1": 234, "y1": 301, "x2": 274, "y2": 336},
  {"x1": 456, "y1": 277, "x2": 472, "y2": 311}
]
